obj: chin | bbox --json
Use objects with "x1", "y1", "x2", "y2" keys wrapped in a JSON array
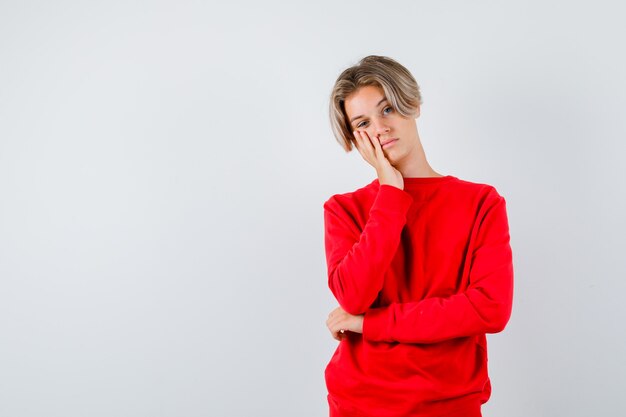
[{"x1": 389, "y1": 153, "x2": 406, "y2": 167}]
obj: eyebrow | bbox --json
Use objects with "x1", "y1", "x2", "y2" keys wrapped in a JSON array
[{"x1": 349, "y1": 97, "x2": 388, "y2": 124}]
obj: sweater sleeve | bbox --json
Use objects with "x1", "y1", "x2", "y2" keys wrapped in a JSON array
[
  {"x1": 324, "y1": 184, "x2": 414, "y2": 315},
  {"x1": 362, "y1": 191, "x2": 514, "y2": 343}
]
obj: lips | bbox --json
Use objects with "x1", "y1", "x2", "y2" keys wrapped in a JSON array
[{"x1": 381, "y1": 138, "x2": 398, "y2": 147}]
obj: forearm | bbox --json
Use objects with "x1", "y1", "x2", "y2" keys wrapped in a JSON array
[{"x1": 363, "y1": 266, "x2": 513, "y2": 343}]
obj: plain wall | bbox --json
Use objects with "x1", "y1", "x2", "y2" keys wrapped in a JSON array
[{"x1": 1, "y1": 1, "x2": 625, "y2": 416}]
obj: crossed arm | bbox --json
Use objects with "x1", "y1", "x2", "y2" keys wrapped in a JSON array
[{"x1": 324, "y1": 186, "x2": 513, "y2": 344}]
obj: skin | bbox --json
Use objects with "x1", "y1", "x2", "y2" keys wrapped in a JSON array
[{"x1": 325, "y1": 84, "x2": 443, "y2": 341}]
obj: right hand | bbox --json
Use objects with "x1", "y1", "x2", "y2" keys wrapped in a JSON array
[{"x1": 353, "y1": 130, "x2": 404, "y2": 190}]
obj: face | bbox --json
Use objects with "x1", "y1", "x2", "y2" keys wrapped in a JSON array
[{"x1": 344, "y1": 85, "x2": 420, "y2": 166}]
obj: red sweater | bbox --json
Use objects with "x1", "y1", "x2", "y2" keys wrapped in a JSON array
[{"x1": 323, "y1": 175, "x2": 514, "y2": 417}]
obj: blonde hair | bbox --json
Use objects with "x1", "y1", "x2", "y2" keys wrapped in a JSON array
[{"x1": 329, "y1": 55, "x2": 422, "y2": 152}]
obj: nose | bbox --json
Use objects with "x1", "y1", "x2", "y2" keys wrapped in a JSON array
[{"x1": 372, "y1": 117, "x2": 390, "y2": 137}]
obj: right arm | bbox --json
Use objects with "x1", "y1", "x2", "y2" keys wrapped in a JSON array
[
  {"x1": 324, "y1": 184, "x2": 413, "y2": 315},
  {"x1": 324, "y1": 129, "x2": 410, "y2": 315}
]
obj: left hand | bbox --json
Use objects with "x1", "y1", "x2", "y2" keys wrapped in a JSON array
[{"x1": 326, "y1": 306, "x2": 364, "y2": 341}]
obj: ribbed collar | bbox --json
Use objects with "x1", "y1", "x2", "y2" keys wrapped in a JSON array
[{"x1": 373, "y1": 175, "x2": 456, "y2": 190}]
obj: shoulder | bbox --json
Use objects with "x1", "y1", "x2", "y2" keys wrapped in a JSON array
[
  {"x1": 323, "y1": 179, "x2": 379, "y2": 212},
  {"x1": 440, "y1": 176, "x2": 508, "y2": 224},
  {"x1": 448, "y1": 176, "x2": 506, "y2": 204},
  {"x1": 448, "y1": 177, "x2": 510, "y2": 233}
]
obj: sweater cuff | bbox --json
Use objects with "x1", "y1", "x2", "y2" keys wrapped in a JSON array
[
  {"x1": 363, "y1": 306, "x2": 392, "y2": 342},
  {"x1": 372, "y1": 184, "x2": 413, "y2": 213}
]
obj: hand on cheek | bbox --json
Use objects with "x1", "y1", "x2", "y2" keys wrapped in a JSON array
[{"x1": 352, "y1": 130, "x2": 404, "y2": 190}]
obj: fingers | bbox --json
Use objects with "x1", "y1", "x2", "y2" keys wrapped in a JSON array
[
  {"x1": 354, "y1": 130, "x2": 374, "y2": 150},
  {"x1": 331, "y1": 329, "x2": 346, "y2": 341},
  {"x1": 330, "y1": 328, "x2": 345, "y2": 341},
  {"x1": 327, "y1": 308, "x2": 348, "y2": 341},
  {"x1": 364, "y1": 130, "x2": 384, "y2": 160},
  {"x1": 353, "y1": 130, "x2": 370, "y2": 161},
  {"x1": 354, "y1": 130, "x2": 385, "y2": 166},
  {"x1": 326, "y1": 314, "x2": 344, "y2": 333}
]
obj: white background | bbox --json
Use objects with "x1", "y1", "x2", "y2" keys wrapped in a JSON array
[{"x1": 1, "y1": 1, "x2": 625, "y2": 416}]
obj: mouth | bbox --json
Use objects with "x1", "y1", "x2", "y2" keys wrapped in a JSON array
[{"x1": 381, "y1": 138, "x2": 398, "y2": 148}]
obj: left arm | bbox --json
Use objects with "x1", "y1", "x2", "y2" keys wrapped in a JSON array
[{"x1": 362, "y1": 192, "x2": 514, "y2": 344}]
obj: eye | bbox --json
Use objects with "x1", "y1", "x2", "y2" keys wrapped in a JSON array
[
  {"x1": 383, "y1": 106, "x2": 393, "y2": 115},
  {"x1": 356, "y1": 120, "x2": 368, "y2": 128}
]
